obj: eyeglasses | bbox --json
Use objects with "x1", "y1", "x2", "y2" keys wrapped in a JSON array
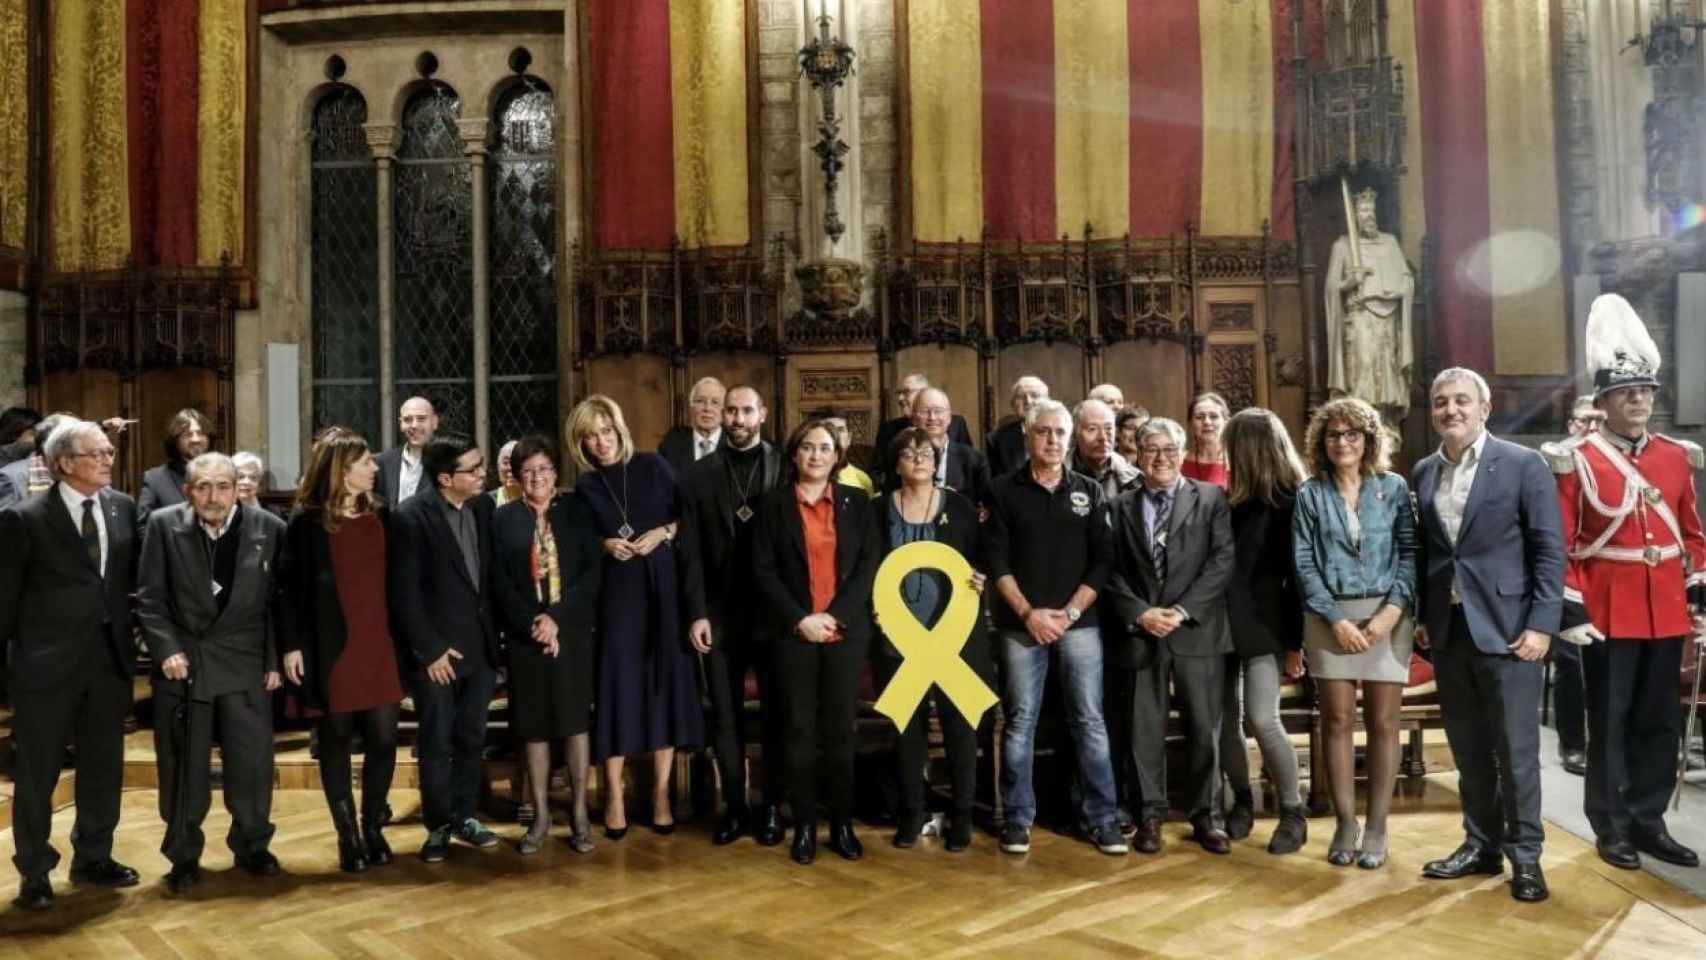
[
  {"x1": 897, "y1": 449, "x2": 936, "y2": 464},
  {"x1": 71, "y1": 449, "x2": 117, "y2": 462},
  {"x1": 1138, "y1": 446, "x2": 1181, "y2": 460},
  {"x1": 453, "y1": 460, "x2": 486, "y2": 476},
  {"x1": 1325, "y1": 430, "x2": 1364, "y2": 444},
  {"x1": 519, "y1": 467, "x2": 556, "y2": 480}
]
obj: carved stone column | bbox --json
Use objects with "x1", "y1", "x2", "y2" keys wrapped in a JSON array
[
  {"x1": 460, "y1": 117, "x2": 492, "y2": 456},
  {"x1": 364, "y1": 122, "x2": 399, "y2": 449},
  {"x1": 559, "y1": 8, "x2": 584, "y2": 411}
]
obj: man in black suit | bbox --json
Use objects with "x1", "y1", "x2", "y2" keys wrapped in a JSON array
[
  {"x1": 658, "y1": 376, "x2": 729, "y2": 475},
  {"x1": 680, "y1": 385, "x2": 788, "y2": 846},
  {"x1": 1412, "y1": 368, "x2": 1565, "y2": 903},
  {"x1": 873, "y1": 374, "x2": 972, "y2": 485},
  {"x1": 914, "y1": 387, "x2": 992, "y2": 509},
  {"x1": 375, "y1": 396, "x2": 438, "y2": 506},
  {"x1": 136, "y1": 452, "x2": 287, "y2": 893},
  {"x1": 985, "y1": 376, "x2": 1048, "y2": 478},
  {"x1": 1104, "y1": 416, "x2": 1237, "y2": 856},
  {"x1": 389, "y1": 434, "x2": 503, "y2": 861},
  {"x1": 139, "y1": 408, "x2": 212, "y2": 514},
  {"x1": 0, "y1": 418, "x2": 142, "y2": 911}
]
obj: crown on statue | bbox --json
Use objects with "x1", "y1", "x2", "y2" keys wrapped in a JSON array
[{"x1": 1353, "y1": 187, "x2": 1378, "y2": 206}]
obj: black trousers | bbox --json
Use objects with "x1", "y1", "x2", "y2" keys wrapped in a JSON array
[
  {"x1": 413, "y1": 665, "x2": 497, "y2": 831},
  {"x1": 1434, "y1": 609, "x2": 1545, "y2": 865},
  {"x1": 154, "y1": 683, "x2": 276, "y2": 866},
  {"x1": 873, "y1": 656, "x2": 981, "y2": 818},
  {"x1": 1130, "y1": 647, "x2": 1223, "y2": 822},
  {"x1": 774, "y1": 633, "x2": 869, "y2": 823},
  {"x1": 703, "y1": 624, "x2": 784, "y2": 814},
  {"x1": 1103, "y1": 666, "x2": 1137, "y2": 816},
  {"x1": 317, "y1": 703, "x2": 400, "y2": 821},
  {"x1": 9, "y1": 647, "x2": 132, "y2": 880},
  {"x1": 1550, "y1": 641, "x2": 1587, "y2": 752},
  {"x1": 1582, "y1": 637, "x2": 1684, "y2": 840}
]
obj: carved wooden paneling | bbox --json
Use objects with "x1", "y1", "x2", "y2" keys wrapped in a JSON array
[
  {"x1": 799, "y1": 368, "x2": 871, "y2": 400},
  {"x1": 1208, "y1": 302, "x2": 1255, "y2": 332},
  {"x1": 1209, "y1": 344, "x2": 1258, "y2": 412}
]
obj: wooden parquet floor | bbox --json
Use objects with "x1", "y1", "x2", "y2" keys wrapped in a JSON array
[{"x1": 1, "y1": 783, "x2": 1704, "y2": 958}]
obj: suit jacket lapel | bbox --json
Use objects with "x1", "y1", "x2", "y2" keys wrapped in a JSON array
[
  {"x1": 422, "y1": 492, "x2": 478, "y2": 593},
  {"x1": 1415, "y1": 457, "x2": 1447, "y2": 548},
  {"x1": 1456, "y1": 440, "x2": 1499, "y2": 544},
  {"x1": 175, "y1": 508, "x2": 223, "y2": 630},
  {"x1": 1164, "y1": 480, "x2": 1196, "y2": 556},
  {"x1": 833, "y1": 487, "x2": 860, "y2": 585},
  {"x1": 48, "y1": 484, "x2": 103, "y2": 578},
  {"x1": 1123, "y1": 494, "x2": 1162, "y2": 598},
  {"x1": 783, "y1": 486, "x2": 808, "y2": 573}
]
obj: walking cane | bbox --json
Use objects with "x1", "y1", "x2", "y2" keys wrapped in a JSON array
[
  {"x1": 167, "y1": 653, "x2": 199, "y2": 861},
  {"x1": 1675, "y1": 629, "x2": 1705, "y2": 811}
]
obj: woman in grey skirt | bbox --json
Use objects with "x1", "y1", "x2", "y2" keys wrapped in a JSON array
[{"x1": 1292, "y1": 397, "x2": 1417, "y2": 870}]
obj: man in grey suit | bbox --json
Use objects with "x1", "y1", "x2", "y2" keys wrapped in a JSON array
[
  {"x1": 137, "y1": 452, "x2": 287, "y2": 893},
  {"x1": 1104, "y1": 417, "x2": 1236, "y2": 855},
  {"x1": 1411, "y1": 367, "x2": 1565, "y2": 903}
]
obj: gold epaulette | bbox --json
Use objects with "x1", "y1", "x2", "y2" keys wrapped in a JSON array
[
  {"x1": 1657, "y1": 433, "x2": 1705, "y2": 469},
  {"x1": 1539, "y1": 438, "x2": 1580, "y2": 475}
]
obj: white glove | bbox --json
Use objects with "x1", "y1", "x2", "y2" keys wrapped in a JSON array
[{"x1": 1559, "y1": 622, "x2": 1605, "y2": 646}]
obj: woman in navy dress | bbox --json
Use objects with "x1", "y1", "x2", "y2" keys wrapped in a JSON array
[{"x1": 567, "y1": 395, "x2": 703, "y2": 838}]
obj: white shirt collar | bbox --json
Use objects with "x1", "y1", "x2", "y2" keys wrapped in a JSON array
[
  {"x1": 1440, "y1": 429, "x2": 1490, "y2": 467},
  {"x1": 201, "y1": 503, "x2": 240, "y2": 541},
  {"x1": 401, "y1": 447, "x2": 422, "y2": 467},
  {"x1": 57, "y1": 482, "x2": 101, "y2": 517},
  {"x1": 694, "y1": 427, "x2": 722, "y2": 447}
]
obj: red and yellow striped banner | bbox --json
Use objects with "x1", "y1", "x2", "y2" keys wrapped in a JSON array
[
  {"x1": 588, "y1": 0, "x2": 750, "y2": 250},
  {"x1": 0, "y1": 0, "x2": 27, "y2": 253},
  {"x1": 911, "y1": 0, "x2": 1297, "y2": 244},
  {"x1": 46, "y1": 0, "x2": 247, "y2": 272}
]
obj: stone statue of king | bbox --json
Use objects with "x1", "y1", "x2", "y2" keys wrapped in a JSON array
[{"x1": 1324, "y1": 187, "x2": 1414, "y2": 420}]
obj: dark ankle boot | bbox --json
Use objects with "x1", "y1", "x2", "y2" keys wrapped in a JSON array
[
  {"x1": 790, "y1": 821, "x2": 818, "y2": 865},
  {"x1": 362, "y1": 814, "x2": 393, "y2": 866},
  {"x1": 331, "y1": 798, "x2": 367, "y2": 873},
  {"x1": 1225, "y1": 791, "x2": 1256, "y2": 840},
  {"x1": 1268, "y1": 804, "x2": 1308, "y2": 855}
]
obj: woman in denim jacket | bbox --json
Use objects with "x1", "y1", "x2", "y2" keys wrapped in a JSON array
[{"x1": 1293, "y1": 397, "x2": 1417, "y2": 871}]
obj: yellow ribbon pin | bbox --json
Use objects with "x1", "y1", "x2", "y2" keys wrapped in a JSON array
[{"x1": 872, "y1": 541, "x2": 998, "y2": 729}]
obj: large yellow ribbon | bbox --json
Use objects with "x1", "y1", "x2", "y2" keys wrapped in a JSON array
[{"x1": 872, "y1": 541, "x2": 998, "y2": 729}]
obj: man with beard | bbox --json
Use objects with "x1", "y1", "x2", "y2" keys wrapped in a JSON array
[
  {"x1": 680, "y1": 386, "x2": 788, "y2": 845},
  {"x1": 141, "y1": 409, "x2": 213, "y2": 513}
]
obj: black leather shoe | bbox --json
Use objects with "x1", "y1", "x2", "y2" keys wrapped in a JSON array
[
  {"x1": 1191, "y1": 818, "x2": 1231, "y2": 855},
  {"x1": 755, "y1": 805, "x2": 785, "y2": 847},
  {"x1": 69, "y1": 858, "x2": 141, "y2": 888},
  {"x1": 790, "y1": 823, "x2": 817, "y2": 865},
  {"x1": 828, "y1": 820, "x2": 864, "y2": 861},
  {"x1": 1136, "y1": 817, "x2": 1163, "y2": 855},
  {"x1": 11, "y1": 876, "x2": 53, "y2": 911},
  {"x1": 944, "y1": 814, "x2": 973, "y2": 853},
  {"x1": 1422, "y1": 842, "x2": 1503, "y2": 880},
  {"x1": 1597, "y1": 836, "x2": 1641, "y2": 870},
  {"x1": 1225, "y1": 800, "x2": 1255, "y2": 841},
  {"x1": 165, "y1": 861, "x2": 202, "y2": 895},
  {"x1": 235, "y1": 851, "x2": 281, "y2": 877},
  {"x1": 1633, "y1": 828, "x2": 1700, "y2": 867},
  {"x1": 1510, "y1": 863, "x2": 1549, "y2": 903},
  {"x1": 362, "y1": 819, "x2": 393, "y2": 866},
  {"x1": 1560, "y1": 749, "x2": 1587, "y2": 776},
  {"x1": 892, "y1": 812, "x2": 926, "y2": 849},
  {"x1": 712, "y1": 812, "x2": 748, "y2": 846}
]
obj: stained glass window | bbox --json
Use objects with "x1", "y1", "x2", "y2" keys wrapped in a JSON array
[
  {"x1": 309, "y1": 85, "x2": 381, "y2": 444},
  {"x1": 488, "y1": 79, "x2": 559, "y2": 448},
  {"x1": 394, "y1": 81, "x2": 474, "y2": 439}
]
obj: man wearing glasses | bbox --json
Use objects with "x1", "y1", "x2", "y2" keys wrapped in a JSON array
[
  {"x1": 0, "y1": 419, "x2": 142, "y2": 910},
  {"x1": 389, "y1": 435, "x2": 504, "y2": 862},
  {"x1": 1104, "y1": 417, "x2": 1237, "y2": 856}
]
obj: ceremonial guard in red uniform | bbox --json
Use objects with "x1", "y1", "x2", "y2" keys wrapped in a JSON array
[{"x1": 1546, "y1": 294, "x2": 1706, "y2": 871}]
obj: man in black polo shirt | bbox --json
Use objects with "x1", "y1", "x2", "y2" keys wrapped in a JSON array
[{"x1": 984, "y1": 399, "x2": 1126, "y2": 857}]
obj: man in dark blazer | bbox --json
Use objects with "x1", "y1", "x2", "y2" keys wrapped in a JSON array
[
  {"x1": 659, "y1": 376, "x2": 730, "y2": 476},
  {"x1": 1104, "y1": 416, "x2": 1237, "y2": 856},
  {"x1": 873, "y1": 374, "x2": 972, "y2": 484},
  {"x1": 680, "y1": 385, "x2": 787, "y2": 846},
  {"x1": 136, "y1": 452, "x2": 287, "y2": 893},
  {"x1": 0, "y1": 418, "x2": 141, "y2": 911},
  {"x1": 913, "y1": 387, "x2": 992, "y2": 509},
  {"x1": 389, "y1": 434, "x2": 503, "y2": 862},
  {"x1": 139, "y1": 408, "x2": 212, "y2": 514},
  {"x1": 1412, "y1": 368, "x2": 1565, "y2": 903},
  {"x1": 985, "y1": 375, "x2": 1048, "y2": 479},
  {"x1": 375, "y1": 395, "x2": 439, "y2": 506}
]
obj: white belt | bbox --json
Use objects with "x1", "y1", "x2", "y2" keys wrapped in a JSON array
[{"x1": 1580, "y1": 544, "x2": 1682, "y2": 567}]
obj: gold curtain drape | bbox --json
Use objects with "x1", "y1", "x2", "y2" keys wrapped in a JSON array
[
  {"x1": 48, "y1": 0, "x2": 130, "y2": 272},
  {"x1": 668, "y1": 0, "x2": 749, "y2": 247},
  {"x1": 196, "y1": 0, "x2": 246, "y2": 266}
]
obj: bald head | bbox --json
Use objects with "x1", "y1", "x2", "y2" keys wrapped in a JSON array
[
  {"x1": 398, "y1": 396, "x2": 438, "y2": 450},
  {"x1": 724, "y1": 385, "x2": 767, "y2": 449},
  {"x1": 1011, "y1": 376, "x2": 1049, "y2": 417},
  {"x1": 896, "y1": 373, "x2": 930, "y2": 417},
  {"x1": 1088, "y1": 383, "x2": 1125, "y2": 412}
]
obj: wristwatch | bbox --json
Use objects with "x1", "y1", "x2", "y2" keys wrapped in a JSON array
[{"x1": 1065, "y1": 606, "x2": 1081, "y2": 624}]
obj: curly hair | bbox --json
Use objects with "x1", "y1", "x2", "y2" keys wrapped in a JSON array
[{"x1": 1302, "y1": 397, "x2": 1389, "y2": 477}]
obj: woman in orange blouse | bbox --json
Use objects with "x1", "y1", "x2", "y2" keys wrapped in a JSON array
[{"x1": 751, "y1": 419, "x2": 881, "y2": 866}]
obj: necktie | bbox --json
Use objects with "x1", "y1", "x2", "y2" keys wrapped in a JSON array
[
  {"x1": 1149, "y1": 490, "x2": 1170, "y2": 579},
  {"x1": 698, "y1": 438, "x2": 713, "y2": 460},
  {"x1": 81, "y1": 498, "x2": 102, "y2": 574}
]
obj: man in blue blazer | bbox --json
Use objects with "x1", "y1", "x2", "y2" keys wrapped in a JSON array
[{"x1": 1411, "y1": 367, "x2": 1566, "y2": 903}]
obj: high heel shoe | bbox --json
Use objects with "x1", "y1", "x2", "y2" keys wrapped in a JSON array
[
  {"x1": 1327, "y1": 819, "x2": 1360, "y2": 867},
  {"x1": 1356, "y1": 831, "x2": 1388, "y2": 870},
  {"x1": 604, "y1": 818, "x2": 629, "y2": 841}
]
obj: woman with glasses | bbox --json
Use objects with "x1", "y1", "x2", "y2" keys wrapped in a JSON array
[
  {"x1": 872, "y1": 427, "x2": 992, "y2": 852},
  {"x1": 1292, "y1": 397, "x2": 1417, "y2": 870},
  {"x1": 492, "y1": 434, "x2": 602, "y2": 854},
  {"x1": 752, "y1": 418, "x2": 881, "y2": 865},
  {"x1": 566, "y1": 396, "x2": 703, "y2": 838}
]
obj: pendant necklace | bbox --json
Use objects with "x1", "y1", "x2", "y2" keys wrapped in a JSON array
[
  {"x1": 898, "y1": 488, "x2": 938, "y2": 605},
  {"x1": 732, "y1": 453, "x2": 762, "y2": 523},
  {"x1": 599, "y1": 463, "x2": 636, "y2": 539}
]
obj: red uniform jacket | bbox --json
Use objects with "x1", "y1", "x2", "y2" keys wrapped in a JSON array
[{"x1": 1548, "y1": 431, "x2": 1706, "y2": 640}]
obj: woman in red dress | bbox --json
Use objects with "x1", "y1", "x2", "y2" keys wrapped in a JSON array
[
  {"x1": 278, "y1": 427, "x2": 407, "y2": 873},
  {"x1": 1181, "y1": 392, "x2": 1231, "y2": 489}
]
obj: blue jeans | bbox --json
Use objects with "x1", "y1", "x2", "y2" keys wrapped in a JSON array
[{"x1": 999, "y1": 627, "x2": 1118, "y2": 830}]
